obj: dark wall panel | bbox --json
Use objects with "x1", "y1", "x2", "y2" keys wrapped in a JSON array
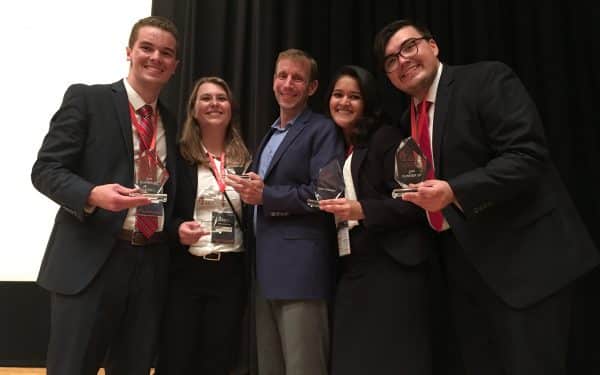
[{"x1": 0, "y1": 282, "x2": 48, "y2": 366}]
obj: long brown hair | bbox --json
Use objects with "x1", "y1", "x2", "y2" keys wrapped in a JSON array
[{"x1": 179, "y1": 77, "x2": 250, "y2": 168}]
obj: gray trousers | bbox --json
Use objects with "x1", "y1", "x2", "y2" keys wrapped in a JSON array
[{"x1": 255, "y1": 288, "x2": 329, "y2": 375}]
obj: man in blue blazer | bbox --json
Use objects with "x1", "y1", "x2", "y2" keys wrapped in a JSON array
[
  {"x1": 229, "y1": 49, "x2": 344, "y2": 375},
  {"x1": 31, "y1": 16, "x2": 179, "y2": 375},
  {"x1": 374, "y1": 19, "x2": 599, "y2": 375}
]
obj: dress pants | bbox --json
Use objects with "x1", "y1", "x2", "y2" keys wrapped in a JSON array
[
  {"x1": 441, "y1": 231, "x2": 572, "y2": 375},
  {"x1": 46, "y1": 239, "x2": 169, "y2": 375},
  {"x1": 156, "y1": 251, "x2": 246, "y2": 375},
  {"x1": 255, "y1": 286, "x2": 329, "y2": 375}
]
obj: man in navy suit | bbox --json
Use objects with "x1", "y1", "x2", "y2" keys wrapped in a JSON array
[
  {"x1": 373, "y1": 19, "x2": 599, "y2": 375},
  {"x1": 31, "y1": 16, "x2": 179, "y2": 375},
  {"x1": 229, "y1": 48, "x2": 344, "y2": 375}
]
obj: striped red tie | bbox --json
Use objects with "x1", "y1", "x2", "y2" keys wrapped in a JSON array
[
  {"x1": 417, "y1": 101, "x2": 444, "y2": 231},
  {"x1": 135, "y1": 105, "x2": 158, "y2": 238}
]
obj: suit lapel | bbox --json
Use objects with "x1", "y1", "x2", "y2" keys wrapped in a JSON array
[
  {"x1": 158, "y1": 101, "x2": 177, "y2": 184},
  {"x1": 264, "y1": 109, "x2": 312, "y2": 179},
  {"x1": 253, "y1": 127, "x2": 275, "y2": 173},
  {"x1": 112, "y1": 80, "x2": 134, "y2": 160},
  {"x1": 433, "y1": 65, "x2": 453, "y2": 177},
  {"x1": 182, "y1": 161, "x2": 198, "y2": 213},
  {"x1": 351, "y1": 147, "x2": 367, "y2": 188}
]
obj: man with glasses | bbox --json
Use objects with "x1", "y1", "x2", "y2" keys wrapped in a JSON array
[{"x1": 373, "y1": 19, "x2": 598, "y2": 375}]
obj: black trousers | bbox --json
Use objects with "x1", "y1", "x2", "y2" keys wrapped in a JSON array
[
  {"x1": 331, "y1": 251, "x2": 432, "y2": 375},
  {"x1": 156, "y1": 251, "x2": 246, "y2": 375},
  {"x1": 441, "y1": 231, "x2": 572, "y2": 375},
  {"x1": 46, "y1": 239, "x2": 169, "y2": 375}
]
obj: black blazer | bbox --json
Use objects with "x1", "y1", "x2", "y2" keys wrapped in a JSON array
[
  {"x1": 32, "y1": 80, "x2": 178, "y2": 295},
  {"x1": 165, "y1": 154, "x2": 248, "y2": 262},
  {"x1": 425, "y1": 62, "x2": 599, "y2": 308},
  {"x1": 350, "y1": 125, "x2": 434, "y2": 265},
  {"x1": 165, "y1": 155, "x2": 200, "y2": 263}
]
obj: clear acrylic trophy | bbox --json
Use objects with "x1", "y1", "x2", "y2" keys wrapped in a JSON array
[
  {"x1": 131, "y1": 150, "x2": 169, "y2": 203},
  {"x1": 392, "y1": 137, "x2": 429, "y2": 198},
  {"x1": 307, "y1": 159, "x2": 345, "y2": 208},
  {"x1": 225, "y1": 158, "x2": 252, "y2": 179}
]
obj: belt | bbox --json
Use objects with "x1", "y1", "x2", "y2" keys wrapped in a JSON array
[
  {"x1": 203, "y1": 252, "x2": 222, "y2": 261},
  {"x1": 201, "y1": 251, "x2": 244, "y2": 262},
  {"x1": 118, "y1": 229, "x2": 166, "y2": 246}
]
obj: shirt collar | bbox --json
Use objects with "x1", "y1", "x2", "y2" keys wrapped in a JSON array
[
  {"x1": 414, "y1": 62, "x2": 443, "y2": 107},
  {"x1": 123, "y1": 78, "x2": 157, "y2": 112},
  {"x1": 270, "y1": 108, "x2": 306, "y2": 132}
]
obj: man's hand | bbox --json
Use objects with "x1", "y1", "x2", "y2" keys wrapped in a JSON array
[
  {"x1": 401, "y1": 179, "x2": 455, "y2": 212},
  {"x1": 178, "y1": 221, "x2": 210, "y2": 246},
  {"x1": 226, "y1": 172, "x2": 264, "y2": 205},
  {"x1": 318, "y1": 198, "x2": 365, "y2": 221},
  {"x1": 87, "y1": 184, "x2": 151, "y2": 212}
]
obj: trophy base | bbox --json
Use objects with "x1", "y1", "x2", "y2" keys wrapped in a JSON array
[
  {"x1": 391, "y1": 188, "x2": 417, "y2": 198},
  {"x1": 306, "y1": 199, "x2": 320, "y2": 208},
  {"x1": 129, "y1": 192, "x2": 168, "y2": 203}
]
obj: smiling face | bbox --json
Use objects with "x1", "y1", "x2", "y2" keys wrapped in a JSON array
[
  {"x1": 193, "y1": 82, "x2": 232, "y2": 135},
  {"x1": 126, "y1": 25, "x2": 178, "y2": 91},
  {"x1": 272, "y1": 57, "x2": 318, "y2": 120},
  {"x1": 329, "y1": 75, "x2": 364, "y2": 136},
  {"x1": 384, "y1": 26, "x2": 439, "y2": 99}
]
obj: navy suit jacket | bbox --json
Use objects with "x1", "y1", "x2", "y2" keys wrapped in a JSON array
[
  {"x1": 420, "y1": 62, "x2": 599, "y2": 308},
  {"x1": 252, "y1": 108, "x2": 344, "y2": 299},
  {"x1": 32, "y1": 80, "x2": 178, "y2": 295}
]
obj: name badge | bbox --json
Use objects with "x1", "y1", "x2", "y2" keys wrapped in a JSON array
[
  {"x1": 211, "y1": 211, "x2": 235, "y2": 244},
  {"x1": 337, "y1": 221, "x2": 351, "y2": 256},
  {"x1": 137, "y1": 202, "x2": 163, "y2": 217}
]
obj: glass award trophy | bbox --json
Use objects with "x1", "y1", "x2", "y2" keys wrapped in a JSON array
[
  {"x1": 307, "y1": 160, "x2": 345, "y2": 208},
  {"x1": 392, "y1": 137, "x2": 429, "y2": 198},
  {"x1": 132, "y1": 150, "x2": 169, "y2": 203},
  {"x1": 195, "y1": 188, "x2": 236, "y2": 244},
  {"x1": 225, "y1": 158, "x2": 252, "y2": 179},
  {"x1": 196, "y1": 186, "x2": 222, "y2": 207},
  {"x1": 197, "y1": 219, "x2": 213, "y2": 237}
]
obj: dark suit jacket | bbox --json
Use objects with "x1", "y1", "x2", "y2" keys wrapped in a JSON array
[
  {"x1": 32, "y1": 80, "x2": 178, "y2": 295},
  {"x1": 252, "y1": 108, "x2": 344, "y2": 299},
  {"x1": 165, "y1": 156, "x2": 202, "y2": 263},
  {"x1": 424, "y1": 62, "x2": 599, "y2": 308},
  {"x1": 350, "y1": 125, "x2": 434, "y2": 264}
]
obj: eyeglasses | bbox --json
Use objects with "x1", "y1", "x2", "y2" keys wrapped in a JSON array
[{"x1": 383, "y1": 37, "x2": 429, "y2": 73}]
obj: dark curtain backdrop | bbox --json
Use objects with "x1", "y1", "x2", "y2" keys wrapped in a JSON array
[{"x1": 152, "y1": 1, "x2": 600, "y2": 373}]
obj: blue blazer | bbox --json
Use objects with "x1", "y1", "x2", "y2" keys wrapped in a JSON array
[{"x1": 252, "y1": 108, "x2": 344, "y2": 299}]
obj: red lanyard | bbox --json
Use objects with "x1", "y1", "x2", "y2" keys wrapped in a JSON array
[
  {"x1": 345, "y1": 145, "x2": 354, "y2": 158},
  {"x1": 128, "y1": 103, "x2": 158, "y2": 151},
  {"x1": 207, "y1": 151, "x2": 227, "y2": 192},
  {"x1": 409, "y1": 99, "x2": 429, "y2": 141}
]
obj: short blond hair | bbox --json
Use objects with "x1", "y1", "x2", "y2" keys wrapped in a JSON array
[{"x1": 274, "y1": 48, "x2": 319, "y2": 82}]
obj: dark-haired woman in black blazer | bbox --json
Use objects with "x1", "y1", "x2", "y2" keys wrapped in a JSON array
[{"x1": 319, "y1": 65, "x2": 435, "y2": 375}]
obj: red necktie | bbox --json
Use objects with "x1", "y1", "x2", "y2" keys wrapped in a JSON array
[
  {"x1": 137, "y1": 104, "x2": 154, "y2": 150},
  {"x1": 417, "y1": 101, "x2": 444, "y2": 232},
  {"x1": 135, "y1": 105, "x2": 158, "y2": 238}
]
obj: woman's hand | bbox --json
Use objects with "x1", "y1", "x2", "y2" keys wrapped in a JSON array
[
  {"x1": 318, "y1": 198, "x2": 365, "y2": 221},
  {"x1": 178, "y1": 220, "x2": 210, "y2": 245}
]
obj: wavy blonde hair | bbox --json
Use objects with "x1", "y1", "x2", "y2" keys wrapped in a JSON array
[{"x1": 179, "y1": 77, "x2": 251, "y2": 168}]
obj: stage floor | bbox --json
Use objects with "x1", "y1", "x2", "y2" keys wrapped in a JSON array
[{"x1": 0, "y1": 370, "x2": 155, "y2": 375}]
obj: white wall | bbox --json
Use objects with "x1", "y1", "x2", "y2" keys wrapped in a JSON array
[{"x1": 0, "y1": 0, "x2": 152, "y2": 281}]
